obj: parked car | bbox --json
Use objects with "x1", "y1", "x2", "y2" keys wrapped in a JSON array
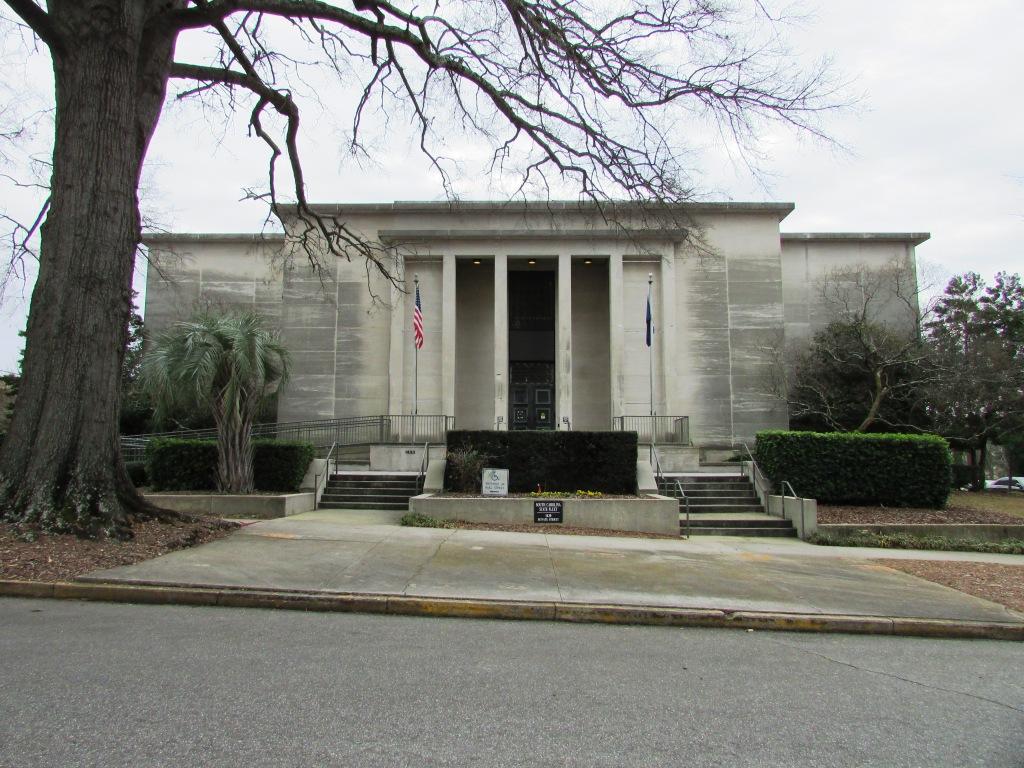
[{"x1": 984, "y1": 476, "x2": 1024, "y2": 491}]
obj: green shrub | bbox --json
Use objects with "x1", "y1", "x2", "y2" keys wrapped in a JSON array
[
  {"x1": 252, "y1": 440, "x2": 315, "y2": 492},
  {"x1": 145, "y1": 438, "x2": 219, "y2": 491},
  {"x1": 446, "y1": 447, "x2": 490, "y2": 493},
  {"x1": 755, "y1": 430, "x2": 951, "y2": 508},
  {"x1": 145, "y1": 438, "x2": 314, "y2": 492},
  {"x1": 400, "y1": 512, "x2": 455, "y2": 529},
  {"x1": 126, "y1": 461, "x2": 148, "y2": 487},
  {"x1": 444, "y1": 430, "x2": 637, "y2": 494}
]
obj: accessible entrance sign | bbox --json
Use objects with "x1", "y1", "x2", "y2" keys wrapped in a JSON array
[
  {"x1": 481, "y1": 468, "x2": 509, "y2": 496},
  {"x1": 533, "y1": 500, "x2": 563, "y2": 523}
]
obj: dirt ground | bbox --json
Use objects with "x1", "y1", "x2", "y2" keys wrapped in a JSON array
[
  {"x1": 819, "y1": 490, "x2": 1024, "y2": 526},
  {"x1": 879, "y1": 559, "x2": 1024, "y2": 615},
  {"x1": 0, "y1": 517, "x2": 236, "y2": 583}
]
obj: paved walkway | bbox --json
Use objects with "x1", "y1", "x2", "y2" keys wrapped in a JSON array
[{"x1": 81, "y1": 510, "x2": 1024, "y2": 625}]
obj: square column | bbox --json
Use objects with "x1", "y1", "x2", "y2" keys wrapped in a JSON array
[
  {"x1": 442, "y1": 253, "x2": 456, "y2": 418},
  {"x1": 608, "y1": 253, "x2": 624, "y2": 421},
  {"x1": 387, "y1": 274, "x2": 406, "y2": 414},
  {"x1": 493, "y1": 254, "x2": 508, "y2": 430},
  {"x1": 659, "y1": 250, "x2": 676, "y2": 415},
  {"x1": 556, "y1": 253, "x2": 573, "y2": 429}
]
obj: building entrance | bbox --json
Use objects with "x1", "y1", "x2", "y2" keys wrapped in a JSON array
[{"x1": 508, "y1": 270, "x2": 556, "y2": 430}]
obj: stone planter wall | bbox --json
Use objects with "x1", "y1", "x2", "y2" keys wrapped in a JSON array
[
  {"x1": 144, "y1": 492, "x2": 315, "y2": 519},
  {"x1": 410, "y1": 494, "x2": 679, "y2": 535}
]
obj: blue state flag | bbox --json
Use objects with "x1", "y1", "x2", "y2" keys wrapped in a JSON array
[{"x1": 645, "y1": 293, "x2": 653, "y2": 347}]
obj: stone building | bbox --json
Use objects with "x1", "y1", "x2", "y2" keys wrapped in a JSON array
[{"x1": 142, "y1": 201, "x2": 928, "y2": 448}]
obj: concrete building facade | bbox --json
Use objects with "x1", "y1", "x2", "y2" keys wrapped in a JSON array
[{"x1": 143, "y1": 201, "x2": 928, "y2": 446}]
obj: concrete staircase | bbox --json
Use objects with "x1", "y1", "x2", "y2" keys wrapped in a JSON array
[
  {"x1": 657, "y1": 473, "x2": 796, "y2": 537},
  {"x1": 319, "y1": 472, "x2": 421, "y2": 511}
]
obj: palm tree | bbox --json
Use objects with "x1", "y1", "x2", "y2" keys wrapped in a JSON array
[{"x1": 142, "y1": 312, "x2": 289, "y2": 493}]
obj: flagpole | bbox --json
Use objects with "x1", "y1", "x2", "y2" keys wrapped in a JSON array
[
  {"x1": 411, "y1": 274, "x2": 419, "y2": 444},
  {"x1": 648, "y1": 272, "x2": 654, "y2": 420}
]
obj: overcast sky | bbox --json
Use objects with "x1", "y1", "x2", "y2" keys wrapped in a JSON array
[{"x1": 1, "y1": 0, "x2": 1022, "y2": 373}]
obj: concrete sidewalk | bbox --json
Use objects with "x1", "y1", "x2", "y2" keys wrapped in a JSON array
[{"x1": 79, "y1": 509, "x2": 1024, "y2": 627}]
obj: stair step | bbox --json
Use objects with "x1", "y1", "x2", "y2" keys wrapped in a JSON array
[
  {"x1": 686, "y1": 507, "x2": 765, "y2": 515},
  {"x1": 682, "y1": 526, "x2": 797, "y2": 537},
  {"x1": 323, "y1": 487, "x2": 415, "y2": 493},
  {"x1": 663, "y1": 475, "x2": 745, "y2": 482},
  {"x1": 672, "y1": 495, "x2": 759, "y2": 502},
  {"x1": 663, "y1": 487, "x2": 757, "y2": 494},
  {"x1": 320, "y1": 494, "x2": 417, "y2": 504},
  {"x1": 679, "y1": 517, "x2": 791, "y2": 528},
  {"x1": 318, "y1": 501, "x2": 410, "y2": 510}
]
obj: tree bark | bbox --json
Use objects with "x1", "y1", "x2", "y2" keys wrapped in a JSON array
[
  {"x1": 215, "y1": 400, "x2": 256, "y2": 494},
  {"x1": 856, "y1": 369, "x2": 887, "y2": 432},
  {"x1": 0, "y1": 3, "x2": 177, "y2": 536}
]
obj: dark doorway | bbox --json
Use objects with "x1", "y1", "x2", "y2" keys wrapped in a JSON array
[{"x1": 508, "y1": 270, "x2": 555, "y2": 430}]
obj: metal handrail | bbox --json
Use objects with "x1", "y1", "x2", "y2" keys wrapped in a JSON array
[
  {"x1": 735, "y1": 441, "x2": 770, "y2": 487},
  {"x1": 612, "y1": 415, "x2": 690, "y2": 444},
  {"x1": 778, "y1": 480, "x2": 806, "y2": 536},
  {"x1": 417, "y1": 441, "x2": 429, "y2": 491},
  {"x1": 314, "y1": 441, "x2": 337, "y2": 510},
  {"x1": 736, "y1": 440, "x2": 780, "y2": 517},
  {"x1": 121, "y1": 413, "x2": 454, "y2": 462},
  {"x1": 651, "y1": 444, "x2": 665, "y2": 485},
  {"x1": 675, "y1": 478, "x2": 690, "y2": 539}
]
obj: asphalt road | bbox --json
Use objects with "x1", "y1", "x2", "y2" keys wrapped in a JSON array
[{"x1": 0, "y1": 598, "x2": 1021, "y2": 768}]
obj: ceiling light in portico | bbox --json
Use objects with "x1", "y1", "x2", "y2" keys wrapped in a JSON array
[
  {"x1": 527, "y1": 260, "x2": 536, "y2": 265},
  {"x1": 584, "y1": 259, "x2": 592, "y2": 265},
  {"x1": 472, "y1": 259, "x2": 482, "y2": 265}
]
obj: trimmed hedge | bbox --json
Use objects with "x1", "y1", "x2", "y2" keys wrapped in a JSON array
[
  {"x1": 444, "y1": 430, "x2": 637, "y2": 494},
  {"x1": 145, "y1": 438, "x2": 314, "y2": 492},
  {"x1": 252, "y1": 441, "x2": 316, "y2": 492},
  {"x1": 146, "y1": 439, "x2": 218, "y2": 491},
  {"x1": 755, "y1": 430, "x2": 951, "y2": 508}
]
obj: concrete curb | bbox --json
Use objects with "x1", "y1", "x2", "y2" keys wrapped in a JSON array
[{"x1": 1, "y1": 579, "x2": 1021, "y2": 641}]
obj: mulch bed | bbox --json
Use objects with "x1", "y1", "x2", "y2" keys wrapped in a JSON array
[
  {"x1": 0, "y1": 517, "x2": 237, "y2": 583},
  {"x1": 445, "y1": 520, "x2": 679, "y2": 539},
  {"x1": 435, "y1": 493, "x2": 642, "y2": 499},
  {"x1": 819, "y1": 505, "x2": 1024, "y2": 526},
  {"x1": 878, "y1": 559, "x2": 1024, "y2": 615}
]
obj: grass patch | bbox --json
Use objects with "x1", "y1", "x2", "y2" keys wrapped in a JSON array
[
  {"x1": 809, "y1": 530, "x2": 1024, "y2": 555},
  {"x1": 400, "y1": 512, "x2": 455, "y2": 529},
  {"x1": 950, "y1": 490, "x2": 1024, "y2": 519}
]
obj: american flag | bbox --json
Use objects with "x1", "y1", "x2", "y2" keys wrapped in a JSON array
[{"x1": 413, "y1": 284, "x2": 424, "y2": 349}]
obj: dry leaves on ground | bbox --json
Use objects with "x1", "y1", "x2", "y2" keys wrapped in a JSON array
[
  {"x1": 819, "y1": 505, "x2": 1024, "y2": 526},
  {"x1": 879, "y1": 559, "x2": 1024, "y2": 615},
  {"x1": 0, "y1": 517, "x2": 237, "y2": 583}
]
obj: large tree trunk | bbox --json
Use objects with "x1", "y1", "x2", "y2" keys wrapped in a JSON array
[{"x1": 0, "y1": 3, "x2": 177, "y2": 537}]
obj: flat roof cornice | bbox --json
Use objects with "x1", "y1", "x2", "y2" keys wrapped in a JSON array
[
  {"x1": 141, "y1": 232, "x2": 286, "y2": 245},
  {"x1": 378, "y1": 227, "x2": 690, "y2": 243},
  {"x1": 290, "y1": 199, "x2": 796, "y2": 220},
  {"x1": 783, "y1": 232, "x2": 930, "y2": 246}
]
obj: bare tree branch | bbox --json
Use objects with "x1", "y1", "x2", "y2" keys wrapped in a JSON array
[{"x1": 1, "y1": 0, "x2": 61, "y2": 52}]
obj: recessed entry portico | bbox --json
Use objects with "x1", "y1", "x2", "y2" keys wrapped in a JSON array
[{"x1": 451, "y1": 254, "x2": 612, "y2": 432}]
